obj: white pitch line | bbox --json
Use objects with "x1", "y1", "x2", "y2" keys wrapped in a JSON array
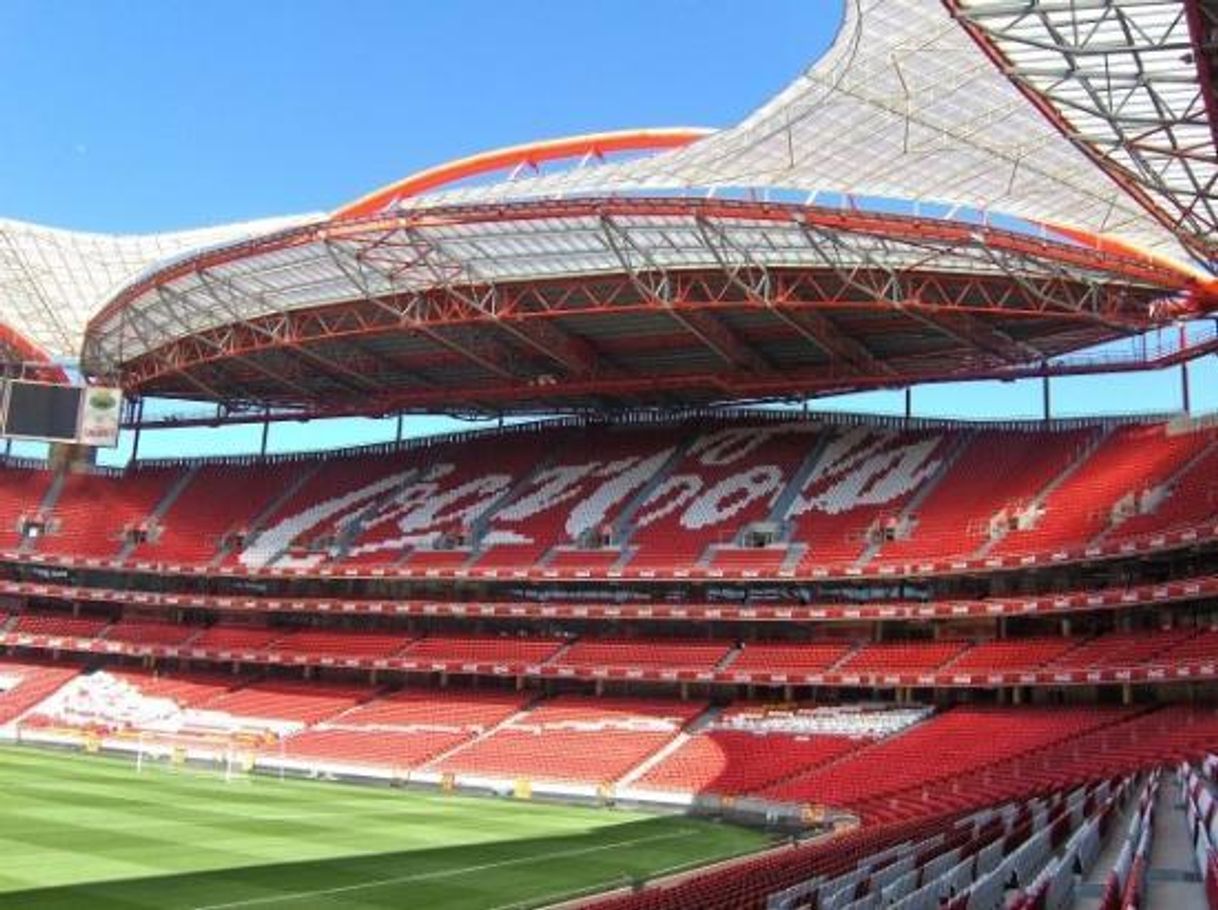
[{"x1": 190, "y1": 828, "x2": 697, "y2": 910}]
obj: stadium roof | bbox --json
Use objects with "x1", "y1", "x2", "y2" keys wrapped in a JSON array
[
  {"x1": 0, "y1": 215, "x2": 315, "y2": 362},
  {"x1": 349, "y1": 0, "x2": 1218, "y2": 269},
  {"x1": 4, "y1": 0, "x2": 1218, "y2": 417}
]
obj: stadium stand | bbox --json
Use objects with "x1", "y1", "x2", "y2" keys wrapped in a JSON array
[
  {"x1": 992, "y1": 423, "x2": 1216, "y2": 555},
  {"x1": 436, "y1": 695, "x2": 706, "y2": 785},
  {"x1": 36, "y1": 468, "x2": 185, "y2": 559},
  {"x1": 0, "y1": 465, "x2": 54, "y2": 551},
  {"x1": 0, "y1": 658, "x2": 82, "y2": 724},
  {"x1": 4, "y1": 417, "x2": 1217, "y2": 576}
]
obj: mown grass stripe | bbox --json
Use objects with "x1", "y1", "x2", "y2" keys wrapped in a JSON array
[{"x1": 0, "y1": 744, "x2": 770, "y2": 910}]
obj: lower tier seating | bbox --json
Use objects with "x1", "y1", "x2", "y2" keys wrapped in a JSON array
[
  {"x1": 635, "y1": 730, "x2": 859, "y2": 795},
  {"x1": 434, "y1": 695, "x2": 706, "y2": 784},
  {"x1": 279, "y1": 728, "x2": 468, "y2": 769},
  {"x1": 0, "y1": 657, "x2": 83, "y2": 724}
]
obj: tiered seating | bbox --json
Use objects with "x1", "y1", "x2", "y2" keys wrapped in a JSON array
[
  {"x1": 141, "y1": 461, "x2": 302, "y2": 565},
  {"x1": 0, "y1": 466, "x2": 54, "y2": 550},
  {"x1": 0, "y1": 658, "x2": 81, "y2": 724},
  {"x1": 338, "y1": 688, "x2": 529, "y2": 729},
  {"x1": 836, "y1": 639, "x2": 969, "y2": 675},
  {"x1": 203, "y1": 681, "x2": 373, "y2": 724},
  {"x1": 279, "y1": 728, "x2": 467, "y2": 768},
  {"x1": 875, "y1": 428, "x2": 1093, "y2": 562},
  {"x1": 7, "y1": 417, "x2": 1218, "y2": 576},
  {"x1": 944, "y1": 636, "x2": 1081, "y2": 674},
  {"x1": 556, "y1": 638, "x2": 731, "y2": 671},
  {"x1": 705, "y1": 546, "x2": 789, "y2": 572},
  {"x1": 437, "y1": 696, "x2": 705, "y2": 784},
  {"x1": 268, "y1": 629, "x2": 409, "y2": 659},
  {"x1": 277, "y1": 688, "x2": 533, "y2": 769},
  {"x1": 762, "y1": 705, "x2": 1132, "y2": 819},
  {"x1": 105, "y1": 669, "x2": 238, "y2": 707},
  {"x1": 238, "y1": 451, "x2": 417, "y2": 569},
  {"x1": 401, "y1": 635, "x2": 564, "y2": 665},
  {"x1": 190, "y1": 625, "x2": 283, "y2": 651},
  {"x1": 1160, "y1": 628, "x2": 1218, "y2": 664},
  {"x1": 1110, "y1": 435, "x2": 1218, "y2": 539},
  {"x1": 103, "y1": 620, "x2": 200, "y2": 647},
  {"x1": 475, "y1": 426, "x2": 680, "y2": 571},
  {"x1": 994, "y1": 423, "x2": 1214, "y2": 554},
  {"x1": 626, "y1": 423, "x2": 816, "y2": 570},
  {"x1": 545, "y1": 548, "x2": 627, "y2": 572},
  {"x1": 349, "y1": 434, "x2": 553, "y2": 569},
  {"x1": 1047, "y1": 628, "x2": 1195, "y2": 670},
  {"x1": 38, "y1": 468, "x2": 184, "y2": 559},
  {"x1": 12, "y1": 611, "x2": 111, "y2": 638},
  {"x1": 787, "y1": 427, "x2": 951, "y2": 568},
  {"x1": 728, "y1": 641, "x2": 854, "y2": 675},
  {"x1": 636, "y1": 730, "x2": 859, "y2": 795}
]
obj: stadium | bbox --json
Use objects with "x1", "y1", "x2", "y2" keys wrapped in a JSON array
[{"x1": 3, "y1": 0, "x2": 1218, "y2": 907}]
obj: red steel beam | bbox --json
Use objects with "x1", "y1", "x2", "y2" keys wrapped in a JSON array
[
  {"x1": 127, "y1": 329, "x2": 1218, "y2": 428},
  {"x1": 332, "y1": 128, "x2": 711, "y2": 221},
  {"x1": 1183, "y1": 0, "x2": 1218, "y2": 155}
]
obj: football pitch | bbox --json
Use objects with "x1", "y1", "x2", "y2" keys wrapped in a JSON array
[{"x1": 0, "y1": 745, "x2": 770, "y2": 909}]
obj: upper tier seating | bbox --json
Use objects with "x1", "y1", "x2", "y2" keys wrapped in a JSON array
[
  {"x1": 993, "y1": 423, "x2": 1215, "y2": 554},
  {"x1": 38, "y1": 468, "x2": 184, "y2": 559},
  {"x1": 1108, "y1": 436, "x2": 1218, "y2": 540},
  {"x1": 8, "y1": 416, "x2": 1217, "y2": 576},
  {"x1": 788, "y1": 427, "x2": 953, "y2": 568},
  {"x1": 140, "y1": 461, "x2": 303, "y2": 565},
  {"x1": 345, "y1": 433, "x2": 554, "y2": 569},
  {"x1": 0, "y1": 466, "x2": 54, "y2": 551},
  {"x1": 874, "y1": 428, "x2": 1093, "y2": 562},
  {"x1": 475, "y1": 425, "x2": 683, "y2": 571},
  {"x1": 238, "y1": 451, "x2": 420, "y2": 570},
  {"x1": 625, "y1": 423, "x2": 816, "y2": 570}
]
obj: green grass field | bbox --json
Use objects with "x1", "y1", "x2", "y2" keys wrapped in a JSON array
[{"x1": 0, "y1": 745, "x2": 769, "y2": 910}]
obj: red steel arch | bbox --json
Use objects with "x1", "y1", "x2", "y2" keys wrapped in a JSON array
[{"x1": 332, "y1": 128, "x2": 712, "y2": 221}]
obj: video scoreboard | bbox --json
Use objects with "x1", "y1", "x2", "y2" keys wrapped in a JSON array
[{"x1": 1, "y1": 381, "x2": 123, "y2": 447}]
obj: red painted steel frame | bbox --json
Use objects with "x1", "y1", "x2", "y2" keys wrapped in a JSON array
[
  {"x1": 87, "y1": 197, "x2": 1218, "y2": 414},
  {"x1": 332, "y1": 128, "x2": 712, "y2": 221}
]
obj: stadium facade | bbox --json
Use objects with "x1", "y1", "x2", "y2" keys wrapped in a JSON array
[{"x1": 3, "y1": 1, "x2": 1218, "y2": 908}]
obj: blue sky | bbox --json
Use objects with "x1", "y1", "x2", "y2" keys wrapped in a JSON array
[{"x1": 1, "y1": 0, "x2": 1213, "y2": 464}]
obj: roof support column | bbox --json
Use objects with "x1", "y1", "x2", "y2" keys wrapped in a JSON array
[{"x1": 1181, "y1": 323, "x2": 1192, "y2": 414}]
